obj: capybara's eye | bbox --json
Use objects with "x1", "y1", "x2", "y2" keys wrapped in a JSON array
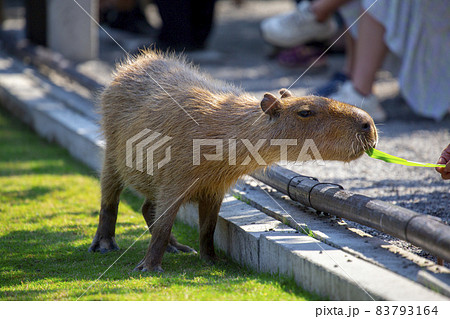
[{"x1": 297, "y1": 110, "x2": 312, "y2": 118}]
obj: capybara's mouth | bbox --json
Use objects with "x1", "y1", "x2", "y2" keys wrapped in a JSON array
[{"x1": 350, "y1": 133, "x2": 377, "y2": 160}]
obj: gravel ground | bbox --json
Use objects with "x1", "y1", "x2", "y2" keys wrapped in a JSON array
[
  {"x1": 3, "y1": 1, "x2": 448, "y2": 263},
  {"x1": 284, "y1": 123, "x2": 449, "y2": 264}
]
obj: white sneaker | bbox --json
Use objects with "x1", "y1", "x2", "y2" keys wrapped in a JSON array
[
  {"x1": 260, "y1": 1, "x2": 338, "y2": 48},
  {"x1": 329, "y1": 81, "x2": 387, "y2": 122}
]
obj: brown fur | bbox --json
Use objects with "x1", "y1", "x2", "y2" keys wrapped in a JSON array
[{"x1": 88, "y1": 50, "x2": 378, "y2": 272}]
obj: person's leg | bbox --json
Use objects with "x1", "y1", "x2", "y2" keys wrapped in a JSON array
[
  {"x1": 342, "y1": 32, "x2": 355, "y2": 76},
  {"x1": 327, "y1": 11, "x2": 387, "y2": 121},
  {"x1": 25, "y1": 0, "x2": 47, "y2": 45},
  {"x1": 115, "y1": 0, "x2": 136, "y2": 11},
  {"x1": 191, "y1": 0, "x2": 216, "y2": 50},
  {"x1": 351, "y1": 12, "x2": 387, "y2": 96},
  {"x1": 310, "y1": 31, "x2": 352, "y2": 96},
  {"x1": 310, "y1": 0, "x2": 353, "y2": 22},
  {"x1": 155, "y1": 0, "x2": 193, "y2": 51},
  {"x1": 100, "y1": 0, "x2": 154, "y2": 34}
]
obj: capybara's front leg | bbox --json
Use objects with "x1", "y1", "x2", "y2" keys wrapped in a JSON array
[
  {"x1": 141, "y1": 199, "x2": 196, "y2": 254},
  {"x1": 198, "y1": 195, "x2": 223, "y2": 263},
  {"x1": 135, "y1": 201, "x2": 181, "y2": 272},
  {"x1": 88, "y1": 159, "x2": 123, "y2": 253}
]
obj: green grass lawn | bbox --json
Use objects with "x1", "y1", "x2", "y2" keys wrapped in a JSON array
[{"x1": 0, "y1": 107, "x2": 316, "y2": 300}]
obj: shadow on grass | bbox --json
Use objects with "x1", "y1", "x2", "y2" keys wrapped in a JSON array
[
  {"x1": 0, "y1": 223, "x2": 317, "y2": 300},
  {"x1": 2, "y1": 185, "x2": 61, "y2": 201}
]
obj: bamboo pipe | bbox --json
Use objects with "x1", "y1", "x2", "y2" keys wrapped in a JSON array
[{"x1": 251, "y1": 164, "x2": 450, "y2": 262}]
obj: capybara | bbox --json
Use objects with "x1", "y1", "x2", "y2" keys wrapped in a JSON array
[{"x1": 89, "y1": 50, "x2": 378, "y2": 272}]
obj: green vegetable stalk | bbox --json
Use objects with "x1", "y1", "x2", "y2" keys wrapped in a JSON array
[{"x1": 365, "y1": 148, "x2": 445, "y2": 168}]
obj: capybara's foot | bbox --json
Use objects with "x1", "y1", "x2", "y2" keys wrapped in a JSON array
[
  {"x1": 165, "y1": 243, "x2": 197, "y2": 254},
  {"x1": 167, "y1": 242, "x2": 197, "y2": 254},
  {"x1": 165, "y1": 244, "x2": 180, "y2": 253},
  {"x1": 166, "y1": 235, "x2": 197, "y2": 254},
  {"x1": 133, "y1": 260, "x2": 164, "y2": 273},
  {"x1": 88, "y1": 234, "x2": 119, "y2": 253}
]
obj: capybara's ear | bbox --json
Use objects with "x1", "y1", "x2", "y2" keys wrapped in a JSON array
[
  {"x1": 260, "y1": 93, "x2": 282, "y2": 117},
  {"x1": 279, "y1": 88, "x2": 293, "y2": 98}
]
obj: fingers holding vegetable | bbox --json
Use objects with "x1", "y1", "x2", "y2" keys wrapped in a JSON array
[{"x1": 436, "y1": 144, "x2": 450, "y2": 180}]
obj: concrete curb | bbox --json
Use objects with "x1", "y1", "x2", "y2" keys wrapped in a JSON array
[
  {"x1": 232, "y1": 181, "x2": 450, "y2": 281},
  {"x1": 0, "y1": 52, "x2": 447, "y2": 300},
  {"x1": 177, "y1": 194, "x2": 448, "y2": 300},
  {"x1": 0, "y1": 54, "x2": 103, "y2": 172}
]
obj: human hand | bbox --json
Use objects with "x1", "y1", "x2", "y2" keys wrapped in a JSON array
[{"x1": 436, "y1": 144, "x2": 450, "y2": 180}]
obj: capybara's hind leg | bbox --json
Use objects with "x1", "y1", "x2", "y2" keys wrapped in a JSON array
[
  {"x1": 88, "y1": 160, "x2": 123, "y2": 253},
  {"x1": 135, "y1": 196, "x2": 185, "y2": 272},
  {"x1": 141, "y1": 198, "x2": 196, "y2": 254},
  {"x1": 198, "y1": 195, "x2": 223, "y2": 263}
]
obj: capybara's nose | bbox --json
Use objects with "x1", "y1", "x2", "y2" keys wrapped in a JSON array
[
  {"x1": 360, "y1": 120, "x2": 378, "y2": 148},
  {"x1": 354, "y1": 108, "x2": 375, "y2": 134}
]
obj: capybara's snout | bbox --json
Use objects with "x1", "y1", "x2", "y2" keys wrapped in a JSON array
[
  {"x1": 349, "y1": 105, "x2": 378, "y2": 147},
  {"x1": 353, "y1": 106, "x2": 378, "y2": 149},
  {"x1": 338, "y1": 103, "x2": 378, "y2": 161}
]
